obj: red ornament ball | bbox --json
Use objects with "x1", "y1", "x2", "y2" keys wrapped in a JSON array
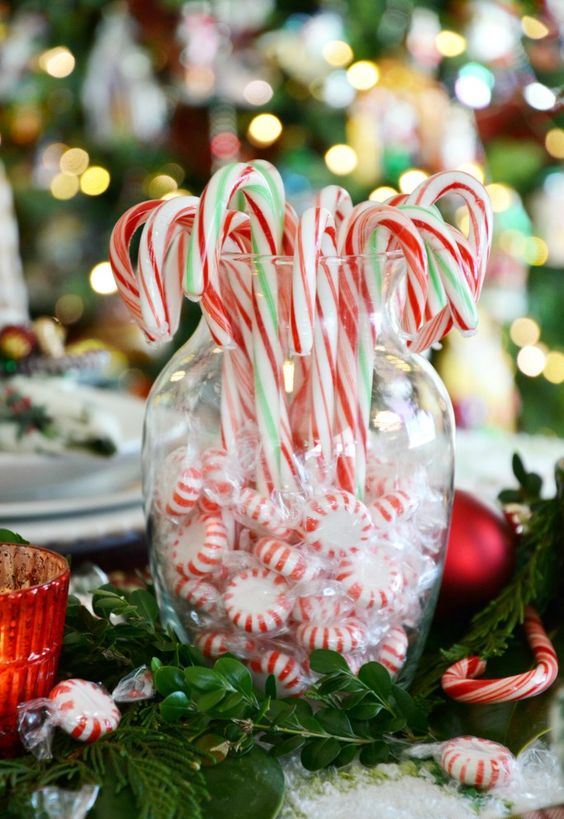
[
  {"x1": 0, "y1": 324, "x2": 37, "y2": 361},
  {"x1": 438, "y1": 490, "x2": 515, "y2": 614}
]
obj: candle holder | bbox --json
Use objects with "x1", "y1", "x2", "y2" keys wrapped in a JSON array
[{"x1": 0, "y1": 543, "x2": 69, "y2": 756}]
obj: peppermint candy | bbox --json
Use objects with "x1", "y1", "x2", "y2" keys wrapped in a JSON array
[
  {"x1": 440, "y1": 736, "x2": 514, "y2": 789},
  {"x1": 336, "y1": 551, "x2": 402, "y2": 610},
  {"x1": 375, "y1": 626, "x2": 408, "y2": 678},
  {"x1": 236, "y1": 488, "x2": 291, "y2": 538},
  {"x1": 369, "y1": 490, "x2": 418, "y2": 529},
  {"x1": 296, "y1": 619, "x2": 366, "y2": 652},
  {"x1": 250, "y1": 650, "x2": 306, "y2": 694},
  {"x1": 253, "y1": 537, "x2": 316, "y2": 582},
  {"x1": 224, "y1": 567, "x2": 292, "y2": 633},
  {"x1": 195, "y1": 630, "x2": 257, "y2": 659},
  {"x1": 302, "y1": 490, "x2": 374, "y2": 558},
  {"x1": 291, "y1": 592, "x2": 353, "y2": 623},
  {"x1": 202, "y1": 447, "x2": 236, "y2": 504},
  {"x1": 49, "y1": 680, "x2": 120, "y2": 743},
  {"x1": 172, "y1": 513, "x2": 227, "y2": 577},
  {"x1": 166, "y1": 464, "x2": 203, "y2": 518},
  {"x1": 175, "y1": 576, "x2": 224, "y2": 616}
]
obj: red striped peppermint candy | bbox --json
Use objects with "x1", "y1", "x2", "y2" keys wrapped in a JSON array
[
  {"x1": 253, "y1": 538, "x2": 316, "y2": 582},
  {"x1": 236, "y1": 488, "x2": 291, "y2": 538},
  {"x1": 224, "y1": 567, "x2": 292, "y2": 633},
  {"x1": 202, "y1": 447, "x2": 235, "y2": 504},
  {"x1": 250, "y1": 650, "x2": 306, "y2": 694},
  {"x1": 174, "y1": 576, "x2": 224, "y2": 615},
  {"x1": 195, "y1": 630, "x2": 231, "y2": 658},
  {"x1": 440, "y1": 736, "x2": 514, "y2": 789},
  {"x1": 296, "y1": 619, "x2": 366, "y2": 652},
  {"x1": 375, "y1": 626, "x2": 408, "y2": 678},
  {"x1": 199, "y1": 495, "x2": 222, "y2": 515},
  {"x1": 172, "y1": 513, "x2": 227, "y2": 577},
  {"x1": 302, "y1": 490, "x2": 374, "y2": 558},
  {"x1": 336, "y1": 552, "x2": 402, "y2": 610},
  {"x1": 166, "y1": 464, "x2": 203, "y2": 518},
  {"x1": 291, "y1": 592, "x2": 354, "y2": 623},
  {"x1": 49, "y1": 680, "x2": 120, "y2": 743},
  {"x1": 369, "y1": 491, "x2": 418, "y2": 529}
]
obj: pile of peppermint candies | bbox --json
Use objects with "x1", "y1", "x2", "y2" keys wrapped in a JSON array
[{"x1": 110, "y1": 160, "x2": 492, "y2": 694}]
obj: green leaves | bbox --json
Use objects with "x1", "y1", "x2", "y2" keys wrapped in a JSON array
[
  {"x1": 358, "y1": 662, "x2": 392, "y2": 698},
  {"x1": 202, "y1": 748, "x2": 284, "y2": 819},
  {"x1": 301, "y1": 737, "x2": 342, "y2": 770},
  {"x1": 0, "y1": 529, "x2": 29, "y2": 545},
  {"x1": 309, "y1": 649, "x2": 350, "y2": 674}
]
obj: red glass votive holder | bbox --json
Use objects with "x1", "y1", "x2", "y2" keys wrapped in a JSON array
[{"x1": 0, "y1": 543, "x2": 69, "y2": 756}]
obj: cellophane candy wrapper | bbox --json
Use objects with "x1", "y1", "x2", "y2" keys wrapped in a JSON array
[
  {"x1": 17, "y1": 667, "x2": 153, "y2": 759},
  {"x1": 144, "y1": 255, "x2": 455, "y2": 690},
  {"x1": 31, "y1": 785, "x2": 100, "y2": 819}
]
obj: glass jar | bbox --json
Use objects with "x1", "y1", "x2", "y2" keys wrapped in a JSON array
[{"x1": 144, "y1": 254, "x2": 454, "y2": 690}]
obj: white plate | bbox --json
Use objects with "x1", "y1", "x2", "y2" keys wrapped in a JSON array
[
  {"x1": 5, "y1": 504, "x2": 145, "y2": 552},
  {"x1": 0, "y1": 386, "x2": 145, "y2": 502},
  {"x1": 0, "y1": 481, "x2": 142, "y2": 521}
]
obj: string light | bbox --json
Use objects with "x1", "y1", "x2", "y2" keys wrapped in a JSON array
[
  {"x1": 399, "y1": 169, "x2": 428, "y2": 194},
  {"x1": 346, "y1": 61, "x2": 379, "y2": 91},
  {"x1": 80, "y1": 166, "x2": 110, "y2": 196},
  {"x1": 369, "y1": 186, "x2": 397, "y2": 202},
  {"x1": 486, "y1": 183, "x2": 513, "y2": 212},
  {"x1": 435, "y1": 30, "x2": 466, "y2": 57},
  {"x1": 247, "y1": 113, "x2": 283, "y2": 147},
  {"x1": 243, "y1": 80, "x2": 273, "y2": 106},
  {"x1": 524, "y1": 82, "x2": 556, "y2": 111},
  {"x1": 59, "y1": 147, "x2": 89, "y2": 175},
  {"x1": 89, "y1": 261, "x2": 117, "y2": 295},
  {"x1": 322, "y1": 40, "x2": 353, "y2": 68},
  {"x1": 50, "y1": 172, "x2": 79, "y2": 200},
  {"x1": 545, "y1": 129, "x2": 564, "y2": 159},
  {"x1": 521, "y1": 16, "x2": 550, "y2": 39},
  {"x1": 324, "y1": 144, "x2": 358, "y2": 175},
  {"x1": 543, "y1": 351, "x2": 564, "y2": 385},
  {"x1": 517, "y1": 345, "x2": 546, "y2": 377},
  {"x1": 38, "y1": 46, "x2": 75, "y2": 78},
  {"x1": 455, "y1": 64, "x2": 494, "y2": 109},
  {"x1": 510, "y1": 317, "x2": 540, "y2": 347}
]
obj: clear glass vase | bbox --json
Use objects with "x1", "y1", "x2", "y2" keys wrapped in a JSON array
[{"x1": 144, "y1": 253, "x2": 454, "y2": 690}]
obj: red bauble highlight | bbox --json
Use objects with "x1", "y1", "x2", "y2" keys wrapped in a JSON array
[{"x1": 438, "y1": 490, "x2": 515, "y2": 614}]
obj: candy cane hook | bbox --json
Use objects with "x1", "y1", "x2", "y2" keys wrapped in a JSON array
[{"x1": 441, "y1": 606, "x2": 558, "y2": 704}]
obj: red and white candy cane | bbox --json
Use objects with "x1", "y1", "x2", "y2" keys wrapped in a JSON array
[
  {"x1": 49, "y1": 679, "x2": 120, "y2": 743},
  {"x1": 442, "y1": 606, "x2": 558, "y2": 703},
  {"x1": 440, "y1": 736, "x2": 514, "y2": 790},
  {"x1": 315, "y1": 185, "x2": 353, "y2": 230},
  {"x1": 369, "y1": 490, "x2": 419, "y2": 529},
  {"x1": 253, "y1": 537, "x2": 316, "y2": 582},
  {"x1": 109, "y1": 200, "x2": 161, "y2": 340},
  {"x1": 223, "y1": 567, "x2": 292, "y2": 633},
  {"x1": 408, "y1": 170, "x2": 493, "y2": 294},
  {"x1": 185, "y1": 162, "x2": 284, "y2": 346},
  {"x1": 291, "y1": 207, "x2": 339, "y2": 466}
]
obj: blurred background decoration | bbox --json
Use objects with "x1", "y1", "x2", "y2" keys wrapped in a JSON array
[{"x1": 0, "y1": 0, "x2": 562, "y2": 433}]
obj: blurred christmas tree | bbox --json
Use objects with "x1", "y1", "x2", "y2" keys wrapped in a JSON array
[{"x1": 0, "y1": 0, "x2": 562, "y2": 430}]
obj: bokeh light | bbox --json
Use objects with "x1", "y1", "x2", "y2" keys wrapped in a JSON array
[
  {"x1": 147, "y1": 174, "x2": 178, "y2": 198},
  {"x1": 525, "y1": 237, "x2": 549, "y2": 266},
  {"x1": 324, "y1": 144, "x2": 358, "y2": 175},
  {"x1": 247, "y1": 113, "x2": 283, "y2": 146},
  {"x1": 517, "y1": 345, "x2": 546, "y2": 377},
  {"x1": 457, "y1": 162, "x2": 484, "y2": 183},
  {"x1": 521, "y1": 16, "x2": 549, "y2": 39},
  {"x1": 510, "y1": 317, "x2": 540, "y2": 347},
  {"x1": 486, "y1": 183, "x2": 513, "y2": 212},
  {"x1": 545, "y1": 129, "x2": 564, "y2": 159},
  {"x1": 38, "y1": 46, "x2": 75, "y2": 78},
  {"x1": 60, "y1": 147, "x2": 89, "y2": 175},
  {"x1": 89, "y1": 261, "x2": 117, "y2": 295},
  {"x1": 243, "y1": 80, "x2": 273, "y2": 106},
  {"x1": 435, "y1": 30, "x2": 466, "y2": 57},
  {"x1": 524, "y1": 82, "x2": 556, "y2": 111},
  {"x1": 399, "y1": 169, "x2": 428, "y2": 194},
  {"x1": 543, "y1": 351, "x2": 564, "y2": 385},
  {"x1": 346, "y1": 61, "x2": 379, "y2": 91},
  {"x1": 55, "y1": 294, "x2": 84, "y2": 325},
  {"x1": 369, "y1": 186, "x2": 398, "y2": 202},
  {"x1": 80, "y1": 166, "x2": 110, "y2": 195},
  {"x1": 50, "y1": 172, "x2": 79, "y2": 200},
  {"x1": 322, "y1": 40, "x2": 353, "y2": 68},
  {"x1": 455, "y1": 64, "x2": 494, "y2": 109}
]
